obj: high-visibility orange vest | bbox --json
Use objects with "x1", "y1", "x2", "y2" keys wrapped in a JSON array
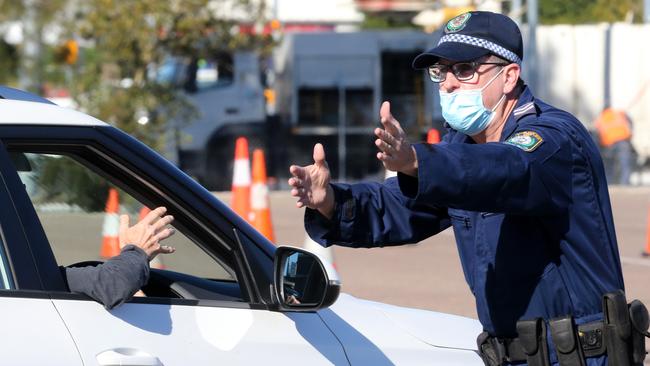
[{"x1": 594, "y1": 108, "x2": 632, "y2": 147}]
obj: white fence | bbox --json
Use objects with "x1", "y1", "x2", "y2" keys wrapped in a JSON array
[{"x1": 521, "y1": 23, "x2": 650, "y2": 160}]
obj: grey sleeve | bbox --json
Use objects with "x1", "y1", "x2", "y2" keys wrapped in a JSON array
[{"x1": 62, "y1": 245, "x2": 150, "y2": 309}]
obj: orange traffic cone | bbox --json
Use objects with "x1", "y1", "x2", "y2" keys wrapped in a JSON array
[
  {"x1": 138, "y1": 206, "x2": 166, "y2": 269},
  {"x1": 642, "y1": 207, "x2": 650, "y2": 257},
  {"x1": 427, "y1": 128, "x2": 441, "y2": 144},
  {"x1": 100, "y1": 188, "x2": 121, "y2": 259},
  {"x1": 231, "y1": 137, "x2": 252, "y2": 222},
  {"x1": 250, "y1": 149, "x2": 275, "y2": 242}
]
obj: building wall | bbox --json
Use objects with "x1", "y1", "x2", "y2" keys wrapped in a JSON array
[{"x1": 521, "y1": 24, "x2": 650, "y2": 159}]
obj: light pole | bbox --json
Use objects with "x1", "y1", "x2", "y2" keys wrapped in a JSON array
[
  {"x1": 511, "y1": 0, "x2": 522, "y2": 24},
  {"x1": 19, "y1": 0, "x2": 43, "y2": 93}
]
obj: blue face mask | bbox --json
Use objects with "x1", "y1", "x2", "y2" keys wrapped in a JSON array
[{"x1": 439, "y1": 68, "x2": 506, "y2": 136}]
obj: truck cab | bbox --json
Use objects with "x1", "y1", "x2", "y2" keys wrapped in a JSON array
[{"x1": 172, "y1": 30, "x2": 440, "y2": 190}]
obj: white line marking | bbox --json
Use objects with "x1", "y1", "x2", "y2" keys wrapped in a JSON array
[{"x1": 621, "y1": 256, "x2": 650, "y2": 267}]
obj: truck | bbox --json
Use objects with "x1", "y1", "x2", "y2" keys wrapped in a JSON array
[{"x1": 165, "y1": 30, "x2": 440, "y2": 191}]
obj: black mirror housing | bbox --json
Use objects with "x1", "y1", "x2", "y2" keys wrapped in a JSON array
[{"x1": 273, "y1": 246, "x2": 341, "y2": 312}]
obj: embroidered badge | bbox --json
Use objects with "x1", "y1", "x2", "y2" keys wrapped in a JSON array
[
  {"x1": 445, "y1": 13, "x2": 472, "y2": 33},
  {"x1": 505, "y1": 131, "x2": 544, "y2": 152}
]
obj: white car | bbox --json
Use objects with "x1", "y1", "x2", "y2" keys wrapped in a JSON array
[{"x1": 0, "y1": 86, "x2": 483, "y2": 365}]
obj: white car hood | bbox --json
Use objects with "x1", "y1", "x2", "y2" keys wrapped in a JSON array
[
  {"x1": 359, "y1": 296, "x2": 483, "y2": 350},
  {"x1": 322, "y1": 293, "x2": 482, "y2": 351}
]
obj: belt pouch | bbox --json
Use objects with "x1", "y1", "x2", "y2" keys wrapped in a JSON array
[
  {"x1": 549, "y1": 316, "x2": 586, "y2": 366},
  {"x1": 477, "y1": 331, "x2": 504, "y2": 366},
  {"x1": 628, "y1": 299, "x2": 649, "y2": 365},
  {"x1": 516, "y1": 318, "x2": 550, "y2": 366},
  {"x1": 603, "y1": 291, "x2": 632, "y2": 366}
]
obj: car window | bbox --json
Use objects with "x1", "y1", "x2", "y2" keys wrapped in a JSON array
[
  {"x1": 15, "y1": 152, "x2": 234, "y2": 282},
  {"x1": 0, "y1": 235, "x2": 14, "y2": 290}
]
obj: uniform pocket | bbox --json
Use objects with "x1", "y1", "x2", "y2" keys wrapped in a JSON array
[
  {"x1": 449, "y1": 213, "x2": 472, "y2": 228},
  {"x1": 448, "y1": 211, "x2": 475, "y2": 290}
]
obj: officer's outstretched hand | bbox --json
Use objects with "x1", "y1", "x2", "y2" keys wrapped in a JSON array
[
  {"x1": 119, "y1": 207, "x2": 176, "y2": 260},
  {"x1": 375, "y1": 101, "x2": 418, "y2": 176},
  {"x1": 288, "y1": 143, "x2": 335, "y2": 219}
]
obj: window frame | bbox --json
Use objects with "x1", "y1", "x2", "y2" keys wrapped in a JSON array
[
  {"x1": 0, "y1": 124, "x2": 275, "y2": 307},
  {"x1": 0, "y1": 139, "x2": 55, "y2": 292}
]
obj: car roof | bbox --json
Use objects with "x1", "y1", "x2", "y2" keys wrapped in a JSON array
[
  {"x1": 0, "y1": 86, "x2": 107, "y2": 127},
  {"x1": 0, "y1": 98, "x2": 107, "y2": 127}
]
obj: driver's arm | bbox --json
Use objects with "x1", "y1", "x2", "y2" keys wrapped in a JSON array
[{"x1": 61, "y1": 245, "x2": 150, "y2": 309}]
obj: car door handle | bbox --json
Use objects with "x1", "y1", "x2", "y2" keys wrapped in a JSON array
[{"x1": 96, "y1": 348, "x2": 162, "y2": 366}]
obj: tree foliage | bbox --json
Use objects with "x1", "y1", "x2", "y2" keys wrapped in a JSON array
[
  {"x1": 30, "y1": 154, "x2": 110, "y2": 212},
  {"x1": 0, "y1": 0, "x2": 272, "y2": 210},
  {"x1": 539, "y1": 0, "x2": 644, "y2": 24},
  {"x1": 65, "y1": 0, "x2": 272, "y2": 149}
]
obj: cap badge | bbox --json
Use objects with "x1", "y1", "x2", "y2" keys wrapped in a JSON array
[
  {"x1": 445, "y1": 13, "x2": 471, "y2": 33},
  {"x1": 505, "y1": 131, "x2": 544, "y2": 152}
]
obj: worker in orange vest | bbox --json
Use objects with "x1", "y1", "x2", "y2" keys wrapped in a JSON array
[{"x1": 594, "y1": 107, "x2": 634, "y2": 185}]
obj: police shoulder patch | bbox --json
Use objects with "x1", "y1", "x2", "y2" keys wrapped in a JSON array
[{"x1": 505, "y1": 131, "x2": 544, "y2": 152}]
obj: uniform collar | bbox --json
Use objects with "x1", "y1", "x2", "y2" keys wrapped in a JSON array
[{"x1": 499, "y1": 85, "x2": 538, "y2": 142}]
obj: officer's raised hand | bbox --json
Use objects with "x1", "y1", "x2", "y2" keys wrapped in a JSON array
[
  {"x1": 375, "y1": 101, "x2": 418, "y2": 176},
  {"x1": 288, "y1": 143, "x2": 335, "y2": 219}
]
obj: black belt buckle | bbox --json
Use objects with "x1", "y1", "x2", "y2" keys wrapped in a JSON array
[{"x1": 578, "y1": 322, "x2": 603, "y2": 352}]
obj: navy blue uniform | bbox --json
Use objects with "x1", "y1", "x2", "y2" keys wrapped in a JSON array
[{"x1": 305, "y1": 87, "x2": 624, "y2": 355}]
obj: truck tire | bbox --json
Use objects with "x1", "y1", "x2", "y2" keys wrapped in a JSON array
[{"x1": 203, "y1": 124, "x2": 267, "y2": 191}]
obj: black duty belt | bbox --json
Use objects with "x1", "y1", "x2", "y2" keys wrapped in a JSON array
[
  {"x1": 478, "y1": 320, "x2": 606, "y2": 365},
  {"x1": 478, "y1": 292, "x2": 650, "y2": 366}
]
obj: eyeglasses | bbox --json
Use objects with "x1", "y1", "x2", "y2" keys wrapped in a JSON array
[{"x1": 428, "y1": 61, "x2": 509, "y2": 83}]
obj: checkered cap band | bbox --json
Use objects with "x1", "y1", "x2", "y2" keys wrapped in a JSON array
[{"x1": 438, "y1": 34, "x2": 522, "y2": 65}]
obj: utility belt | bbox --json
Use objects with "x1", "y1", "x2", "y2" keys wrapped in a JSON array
[{"x1": 477, "y1": 291, "x2": 650, "y2": 366}]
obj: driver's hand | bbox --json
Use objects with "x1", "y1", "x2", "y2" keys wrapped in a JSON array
[{"x1": 119, "y1": 206, "x2": 176, "y2": 260}]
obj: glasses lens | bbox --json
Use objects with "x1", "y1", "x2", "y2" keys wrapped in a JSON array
[
  {"x1": 452, "y1": 63, "x2": 477, "y2": 81},
  {"x1": 428, "y1": 65, "x2": 446, "y2": 82}
]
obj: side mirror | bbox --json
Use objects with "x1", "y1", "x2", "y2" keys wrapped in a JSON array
[{"x1": 273, "y1": 246, "x2": 341, "y2": 311}]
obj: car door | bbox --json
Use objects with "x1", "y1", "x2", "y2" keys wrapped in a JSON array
[
  {"x1": 0, "y1": 125, "x2": 349, "y2": 366},
  {"x1": 0, "y1": 141, "x2": 83, "y2": 366}
]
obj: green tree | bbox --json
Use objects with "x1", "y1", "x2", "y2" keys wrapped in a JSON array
[
  {"x1": 64, "y1": 0, "x2": 272, "y2": 149},
  {"x1": 0, "y1": 0, "x2": 272, "y2": 210},
  {"x1": 0, "y1": 0, "x2": 69, "y2": 88},
  {"x1": 539, "y1": 0, "x2": 643, "y2": 24}
]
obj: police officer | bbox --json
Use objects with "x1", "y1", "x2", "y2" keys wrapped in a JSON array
[{"x1": 288, "y1": 11, "x2": 646, "y2": 366}]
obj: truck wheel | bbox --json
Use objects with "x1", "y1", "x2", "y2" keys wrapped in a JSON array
[{"x1": 204, "y1": 131, "x2": 266, "y2": 192}]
